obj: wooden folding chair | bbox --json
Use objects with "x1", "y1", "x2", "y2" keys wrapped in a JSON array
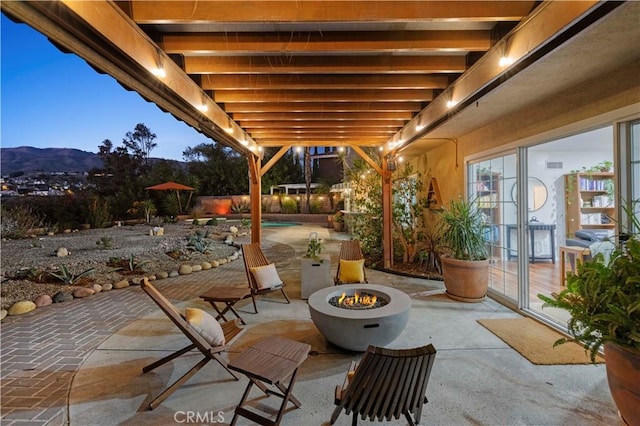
[
  {"x1": 242, "y1": 243, "x2": 291, "y2": 313},
  {"x1": 335, "y1": 239, "x2": 368, "y2": 284},
  {"x1": 140, "y1": 279, "x2": 245, "y2": 410},
  {"x1": 331, "y1": 344, "x2": 437, "y2": 426}
]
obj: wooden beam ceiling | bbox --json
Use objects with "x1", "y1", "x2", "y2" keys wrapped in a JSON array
[{"x1": 115, "y1": 0, "x2": 538, "y2": 150}]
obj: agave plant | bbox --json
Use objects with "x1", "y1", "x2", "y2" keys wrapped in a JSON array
[
  {"x1": 187, "y1": 229, "x2": 214, "y2": 254},
  {"x1": 49, "y1": 265, "x2": 95, "y2": 285}
]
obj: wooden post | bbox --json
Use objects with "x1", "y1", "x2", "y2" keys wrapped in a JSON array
[
  {"x1": 381, "y1": 155, "x2": 393, "y2": 269},
  {"x1": 248, "y1": 154, "x2": 262, "y2": 245}
]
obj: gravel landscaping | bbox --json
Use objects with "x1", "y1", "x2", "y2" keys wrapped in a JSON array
[{"x1": 0, "y1": 221, "x2": 244, "y2": 312}]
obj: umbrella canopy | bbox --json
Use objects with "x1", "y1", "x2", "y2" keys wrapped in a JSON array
[
  {"x1": 145, "y1": 181, "x2": 194, "y2": 191},
  {"x1": 145, "y1": 181, "x2": 195, "y2": 214}
]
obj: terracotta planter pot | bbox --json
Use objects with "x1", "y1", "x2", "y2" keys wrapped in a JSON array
[
  {"x1": 604, "y1": 342, "x2": 640, "y2": 426},
  {"x1": 441, "y1": 257, "x2": 489, "y2": 303}
]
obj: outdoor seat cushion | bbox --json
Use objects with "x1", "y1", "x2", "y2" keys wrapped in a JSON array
[
  {"x1": 338, "y1": 259, "x2": 365, "y2": 283},
  {"x1": 185, "y1": 307, "x2": 225, "y2": 346},
  {"x1": 250, "y1": 263, "x2": 284, "y2": 289}
]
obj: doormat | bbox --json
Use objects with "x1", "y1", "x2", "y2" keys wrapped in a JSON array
[{"x1": 477, "y1": 317, "x2": 604, "y2": 365}]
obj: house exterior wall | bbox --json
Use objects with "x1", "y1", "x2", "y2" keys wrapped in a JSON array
[{"x1": 412, "y1": 59, "x2": 640, "y2": 204}]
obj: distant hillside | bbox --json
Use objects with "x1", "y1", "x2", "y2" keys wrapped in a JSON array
[
  {"x1": 1, "y1": 146, "x2": 185, "y2": 176},
  {"x1": 1, "y1": 146, "x2": 103, "y2": 175}
]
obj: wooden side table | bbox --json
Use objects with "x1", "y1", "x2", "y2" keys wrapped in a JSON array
[
  {"x1": 228, "y1": 337, "x2": 311, "y2": 426},
  {"x1": 559, "y1": 246, "x2": 590, "y2": 286},
  {"x1": 200, "y1": 287, "x2": 252, "y2": 325}
]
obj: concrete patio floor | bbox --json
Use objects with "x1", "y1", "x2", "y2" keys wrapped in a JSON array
[{"x1": 1, "y1": 224, "x2": 619, "y2": 425}]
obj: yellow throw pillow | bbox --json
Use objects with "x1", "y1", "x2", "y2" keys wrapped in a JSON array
[
  {"x1": 250, "y1": 263, "x2": 283, "y2": 289},
  {"x1": 338, "y1": 259, "x2": 365, "y2": 283}
]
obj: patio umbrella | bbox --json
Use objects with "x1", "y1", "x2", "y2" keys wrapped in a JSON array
[{"x1": 145, "y1": 181, "x2": 195, "y2": 214}]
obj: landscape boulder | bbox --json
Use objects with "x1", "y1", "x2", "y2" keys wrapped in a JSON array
[
  {"x1": 178, "y1": 264, "x2": 192, "y2": 275},
  {"x1": 52, "y1": 291, "x2": 73, "y2": 303},
  {"x1": 8, "y1": 301, "x2": 37, "y2": 316},
  {"x1": 114, "y1": 280, "x2": 130, "y2": 289},
  {"x1": 34, "y1": 294, "x2": 53, "y2": 307},
  {"x1": 73, "y1": 287, "x2": 95, "y2": 298}
]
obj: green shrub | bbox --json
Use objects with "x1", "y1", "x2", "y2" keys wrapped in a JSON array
[
  {"x1": 0, "y1": 204, "x2": 44, "y2": 239},
  {"x1": 281, "y1": 198, "x2": 298, "y2": 214},
  {"x1": 87, "y1": 196, "x2": 112, "y2": 229},
  {"x1": 310, "y1": 200, "x2": 322, "y2": 214},
  {"x1": 96, "y1": 236, "x2": 114, "y2": 249}
]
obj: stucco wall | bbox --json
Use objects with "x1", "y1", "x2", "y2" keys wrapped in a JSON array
[{"x1": 415, "y1": 59, "x2": 640, "y2": 202}]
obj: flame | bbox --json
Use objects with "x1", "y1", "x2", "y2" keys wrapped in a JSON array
[{"x1": 337, "y1": 291, "x2": 377, "y2": 308}]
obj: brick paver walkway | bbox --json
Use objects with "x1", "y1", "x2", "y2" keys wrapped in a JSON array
[{"x1": 0, "y1": 234, "x2": 296, "y2": 425}]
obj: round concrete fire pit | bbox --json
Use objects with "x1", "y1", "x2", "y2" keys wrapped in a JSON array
[{"x1": 308, "y1": 284, "x2": 411, "y2": 352}]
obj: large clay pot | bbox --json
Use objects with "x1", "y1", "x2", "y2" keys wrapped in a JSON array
[
  {"x1": 604, "y1": 342, "x2": 640, "y2": 426},
  {"x1": 441, "y1": 257, "x2": 489, "y2": 303}
]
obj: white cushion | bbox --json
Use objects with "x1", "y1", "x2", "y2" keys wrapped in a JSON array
[
  {"x1": 250, "y1": 263, "x2": 283, "y2": 289},
  {"x1": 185, "y1": 307, "x2": 225, "y2": 346}
]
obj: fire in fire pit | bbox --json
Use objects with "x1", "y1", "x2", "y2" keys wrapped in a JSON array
[{"x1": 329, "y1": 291, "x2": 389, "y2": 310}]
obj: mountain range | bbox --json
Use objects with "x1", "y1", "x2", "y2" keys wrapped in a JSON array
[
  {"x1": 1, "y1": 146, "x2": 182, "y2": 176},
  {"x1": 1, "y1": 146, "x2": 103, "y2": 176}
]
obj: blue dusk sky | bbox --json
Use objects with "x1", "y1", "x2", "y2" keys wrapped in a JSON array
[{"x1": 1, "y1": 14, "x2": 213, "y2": 161}]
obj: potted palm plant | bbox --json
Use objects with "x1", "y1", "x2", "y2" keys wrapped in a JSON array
[
  {"x1": 333, "y1": 212, "x2": 345, "y2": 232},
  {"x1": 438, "y1": 198, "x2": 489, "y2": 302},
  {"x1": 538, "y1": 202, "x2": 639, "y2": 425}
]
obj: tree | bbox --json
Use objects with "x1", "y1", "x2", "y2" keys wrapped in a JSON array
[
  {"x1": 87, "y1": 138, "x2": 145, "y2": 218},
  {"x1": 344, "y1": 152, "x2": 430, "y2": 265},
  {"x1": 183, "y1": 143, "x2": 248, "y2": 195},
  {"x1": 261, "y1": 147, "x2": 304, "y2": 193},
  {"x1": 303, "y1": 147, "x2": 312, "y2": 213},
  {"x1": 122, "y1": 123, "x2": 157, "y2": 170}
]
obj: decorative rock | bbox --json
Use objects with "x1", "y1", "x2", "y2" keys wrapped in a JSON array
[
  {"x1": 8, "y1": 301, "x2": 37, "y2": 316},
  {"x1": 169, "y1": 271, "x2": 179, "y2": 278},
  {"x1": 178, "y1": 264, "x2": 193, "y2": 275},
  {"x1": 63, "y1": 229, "x2": 72, "y2": 234},
  {"x1": 147, "y1": 275, "x2": 156, "y2": 281},
  {"x1": 52, "y1": 291, "x2": 73, "y2": 303},
  {"x1": 47, "y1": 232, "x2": 55, "y2": 236},
  {"x1": 153, "y1": 226, "x2": 164, "y2": 236},
  {"x1": 229, "y1": 226, "x2": 238, "y2": 234},
  {"x1": 218, "y1": 258, "x2": 228, "y2": 265},
  {"x1": 56, "y1": 247, "x2": 69, "y2": 257},
  {"x1": 227, "y1": 255, "x2": 235, "y2": 262},
  {"x1": 114, "y1": 280, "x2": 130, "y2": 289},
  {"x1": 149, "y1": 229, "x2": 154, "y2": 236},
  {"x1": 156, "y1": 271, "x2": 169, "y2": 280},
  {"x1": 91, "y1": 284, "x2": 102, "y2": 293},
  {"x1": 210, "y1": 260, "x2": 219, "y2": 268},
  {"x1": 102, "y1": 283, "x2": 113, "y2": 291},
  {"x1": 130, "y1": 277, "x2": 143, "y2": 286},
  {"x1": 73, "y1": 287, "x2": 95, "y2": 298},
  {"x1": 191, "y1": 264, "x2": 202, "y2": 272},
  {"x1": 0, "y1": 310, "x2": 7, "y2": 321},
  {"x1": 224, "y1": 236, "x2": 234, "y2": 245},
  {"x1": 201, "y1": 262, "x2": 212, "y2": 270},
  {"x1": 34, "y1": 294, "x2": 53, "y2": 307}
]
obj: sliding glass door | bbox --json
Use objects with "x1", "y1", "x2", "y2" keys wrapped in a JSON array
[{"x1": 468, "y1": 154, "x2": 518, "y2": 303}]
